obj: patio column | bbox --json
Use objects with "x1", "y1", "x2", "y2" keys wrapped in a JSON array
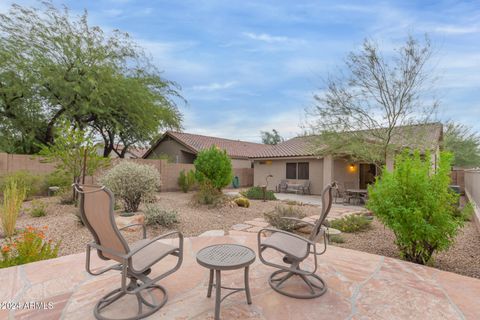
[
  {"x1": 323, "y1": 155, "x2": 334, "y2": 187},
  {"x1": 386, "y1": 153, "x2": 394, "y2": 171}
]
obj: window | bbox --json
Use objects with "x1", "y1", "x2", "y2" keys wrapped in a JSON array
[
  {"x1": 286, "y1": 162, "x2": 309, "y2": 180},
  {"x1": 298, "y1": 162, "x2": 309, "y2": 179},
  {"x1": 286, "y1": 163, "x2": 297, "y2": 179}
]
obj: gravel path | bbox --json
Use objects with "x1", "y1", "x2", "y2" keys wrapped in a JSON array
[{"x1": 332, "y1": 218, "x2": 480, "y2": 279}]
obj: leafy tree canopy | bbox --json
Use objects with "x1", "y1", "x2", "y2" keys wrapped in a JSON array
[
  {"x1": 443, "y1": 122, "x2": 480, "y2": 168},
  {"x1": 261, "y1": 129, "x2": 284, "y2": 145},
  {"x1": 0, "y1": 1, "x2": 183, "y2": 156}
]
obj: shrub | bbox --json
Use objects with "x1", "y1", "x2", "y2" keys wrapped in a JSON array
[
  {"x1": 178, "y1": 169, "x2": 196, "y2": 193},
  {"x1": 329, "y1": 214, "x2": 372, "y2": 233},
  {"x1": 367, "y1": 150, "x2": 462, "y2": 265},
  {"x1": 0, "y1": 226, "x2": 60, "y2": 268},
  {"x1": 58, "y1": 186, "x2": 75, "y2": 205},
  {"x1": 0, "y1": 171, "x2": 44, "y2": 198},
  {"x1": 234, "y1": 197, "x2": 250, "y2": 208},
  {"x1": 144, "y1": 204, "x2": 179, "y2": 227},
  {"x1": 329, "y1": 234, "x2": 345, "y2": 243},
  {"x1": 454, "y1": 201, "x2": 474, "y2": 221},
  {"x1": 241, "y1": 186, "x2": 276, "y2": 200},
  {"x1": 194, "y1": 146, "x2": 232, "y2": 191},
  {"x1": 29, "y1": 200, "x2": 47, "y2": 217},
  {"x1": 193, "y1": 182, "x2": 225, "y2": 207},
  {"x1": 101, "y1": 162, "x2": 161, "y2": 213},
  {"x1": 1, "y1": 180, "x2": 26, "y2": 237},
  {"x1": 44, "y1": 170, "x2": 71, "y2": 188},
  {"x1": 264, "y1": 205, "x2": 306, "y2": 231}
]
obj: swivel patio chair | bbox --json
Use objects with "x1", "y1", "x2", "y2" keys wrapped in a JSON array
[
  {"x1": 75, "y1": 184, "x2": 183, "y2": 320},
  {"x1": 257, "y1": 182, "x2": 335, "y2": 299}
]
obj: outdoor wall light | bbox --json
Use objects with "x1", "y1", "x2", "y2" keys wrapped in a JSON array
[{"x1": 349, "y1": 163, "x2": 356, "y2": 171}]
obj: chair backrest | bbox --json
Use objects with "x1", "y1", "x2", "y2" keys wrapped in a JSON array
[
  {"x1": 309, "y1": 182, "x2": 335, "y2": 241},
  {"x1": 303, "y1": 180, "x2": 311, "y2": 187},
  {"x1": 280, "y1": 179, "x2": 288, "y2": 186},
  {"x1": 75, "y1": 184, "x2": 129, "y2": 262}
]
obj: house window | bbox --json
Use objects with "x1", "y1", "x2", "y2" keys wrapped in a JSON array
[
  {"x1": 286, "y1": 162, "x2": 310, "y2": 180},
  {"x1": 298, "y1": 162, "x2": 309, "y2": 179},
  {"x1": 286, "y1": 163, "x2": 297, "y2": 179}
]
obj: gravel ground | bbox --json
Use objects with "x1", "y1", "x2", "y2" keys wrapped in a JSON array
[
  {"x1": 0, "y1": 192, "x2": 320, "y2": 257},
  {"x1": 332, "y1": 218, "x2": 480, "y2": 279}
]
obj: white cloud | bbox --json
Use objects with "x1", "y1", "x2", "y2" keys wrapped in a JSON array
[
  {"x1": 433, "y1": 25, "x2": 479, "y2": 35},
  {"x1": 192, "y1": 81, "x2": 236, "y2": 92},
  {"x1": 243, "y1": 32, "x2": 290, "y2": 43}
]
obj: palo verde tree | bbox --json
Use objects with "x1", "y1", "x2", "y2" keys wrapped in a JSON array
[
  {"x1": 0, "y1": 1, "x2": 182, "y2": 156},
  {"x1": 308, "y1": 35, "x2": 438, "y2": 169},
  {"x1": 261, "y1": 129, "x2": 284, "y2": 145},
  {"x1": 443, "y1": 122, "x2": 480, "y2": 168}
]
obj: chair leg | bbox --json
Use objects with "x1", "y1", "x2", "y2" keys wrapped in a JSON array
[
  {"x1": 94, "y1": 277, "x2": 168, "y2": 320},
  {"x1": 268, "y1": 268, "x2": 327, "y2": 299}
]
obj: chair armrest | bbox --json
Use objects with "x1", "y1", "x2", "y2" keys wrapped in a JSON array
[
  {"x1": 119, "y1": 223, "x2": 147, "y2": 239},
  {"x1": 88, "y1": 241, "x2": 127, "y2": 259},
  {"x1": 126, "y1": 231, "x2": 183, "y2": 258},
  {"x1": 280, "y1": 217, "x2": 315, "y2": 227},
  {"x1": 258, "y1": 227, "x2": 315, "y2": 246}
]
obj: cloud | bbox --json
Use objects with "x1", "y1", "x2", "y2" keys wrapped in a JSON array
[
  {"x1": 433, "y1": 25, "x2": 479, "y2": 35},
  {"x1": 192, "y1": 81, "x2": 237, "y2": 92},
  {"x1": 243, "y1": 32, "x2": 290, "y2": 43}
]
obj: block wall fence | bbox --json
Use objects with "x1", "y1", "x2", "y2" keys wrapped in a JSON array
[{"x1": 464, "y1": 169, "x2": 480, "y2": 233}]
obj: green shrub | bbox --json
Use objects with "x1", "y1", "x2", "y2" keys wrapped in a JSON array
[
  {"x1": 1, "y1": 180, "x2": 26, "y2": 237},
  {"x1": 58, "y1": 186, "x2": 75, "y2": 205},
  {"x1": 234, "y1": 197, "x2": 250, "y2": 208},
  {"x1": 101, "y1": 162, "x2": 161, "y2": 213},
  {"x1": 193, "y1": 182, "x2": 226, "y2": 207},
  {"x1": 264, "y1": 205, "x2": 306, "y2": 231},
  {"x1": 178, "y1": 169, "x2": 196, "y2": 193},
  {"x1": 44, "y1": 170, "x2": 71, "y2": 188},
  {"x1": 194, "y1": 146, "x2": 232, "y2": 191},
  {"x1": 454, "y1": 202, "x2": 475, "y2": 221},
  {"x1": 144, "y1": 204, "x2": 178, "y2": 227},
  {"x1": 329, "y1": 214, "x2": 372, "y2": 233},
  {"x1": 0, "y1": 171, "x2": 45, "y2": 198},
  {"x1": 0, "y1": 226, "x2": 60, "y2": 268},
  {"x1": 367, "y1": 150, "x2": 462, "y2": 265},
  {"x1": 29, "y1": 199, "x2": 47, "y2": 217},
  {"x1": 329, "y1": 234, "x2": 345, "y2": 243},
  {"x1": 241, "y1": 186, "x2": 276, "y2": 200}
]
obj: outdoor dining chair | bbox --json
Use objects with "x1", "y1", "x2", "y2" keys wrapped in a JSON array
[
  {"x1": 257, "y1": 182, "x2": 335, "y2": 299},
  {"x1": 75, "y1": 184, "x2": 183, "y2": 320}
]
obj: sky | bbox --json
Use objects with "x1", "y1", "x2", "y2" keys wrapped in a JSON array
[{"x1": 1, "y1": 0, "x2": 479, "y2": 142}]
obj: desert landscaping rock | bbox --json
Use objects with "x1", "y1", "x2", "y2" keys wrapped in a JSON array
[
  {"x1": 199, "y1": 230, "x2": 225, "y2": 237},
  {"x1": 231, "y1": 223, "x2": 251, "y2": 231}
]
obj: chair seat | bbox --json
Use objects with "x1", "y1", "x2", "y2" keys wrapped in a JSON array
[
  {"x1": 261, "y1": 232, "x2": 309, "y2": 260},
  {"x1": 130, "y1": 239, "x2": 178, "y2": 272}
]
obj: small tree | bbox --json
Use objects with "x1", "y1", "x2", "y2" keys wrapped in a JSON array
[
  {"x1": 261, "y1": 129, "x2": 284, "y2": 145},
  {"x1": 100, "y1": 162, "x2": 160, "y2": 213},
  {"x1": 178, "y1": 169, "x2": 195, "y2": 193},
  {"x1": 194, "y1": 146, "x2": 232, "y2": 191},
  {"x1": 443, "y1": 122, "x2": 480, "y2": 168},
  {"x1": 367, "y1": 150, "x2": 462, "y2": 265}
]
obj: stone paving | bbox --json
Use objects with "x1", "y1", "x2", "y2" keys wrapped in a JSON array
[{"x1": 1, "y1": 234, "x2": 479, "y2": 319}]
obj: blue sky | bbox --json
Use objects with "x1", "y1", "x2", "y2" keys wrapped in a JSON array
[{"x1": 1, "y1": 0, "x2": 479, "y2": 142}]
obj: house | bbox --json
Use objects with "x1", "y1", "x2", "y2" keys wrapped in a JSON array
[
  {"x1": 96, "y1": 145, "x2": 148, "y2": 159},
  {"x1": 143, "y1": 131, "x2": 272, "y2": 168},
  {"x1": 251, "y1": 123, "x2": 443, "y2": 195}
]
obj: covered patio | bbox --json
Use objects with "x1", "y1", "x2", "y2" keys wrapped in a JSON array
[{"x1": 1, "y1": 234, "x2": 479, "y2": 320}]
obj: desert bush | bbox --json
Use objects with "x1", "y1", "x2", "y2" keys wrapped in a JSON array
[
  {"x1": 329, "y1": 214, "x2": 372, "y2": 233},
  {"x1": 194, "y1": 146, "x2": 232, "y2": 191},
  {"x1": 144, "y1": 204, "x2": 179, "y2": 227},
  {"x1": 0, "y1": 226, "x2": 60, "y2": 268},
  {"x1": 178, "y1": 169, "x2": 196, "y2": 193},
  {"x1": 241, "y1": 186, "x2": 276, "y2": 200},
  {"x1": 101, "y1": 162, "x2": 161, "y2": 213},
  {"x1": 234, "y1": 197, "x2": 250, "y2": 208},
  {"x1": 29, "y1": 200, "x2": 47, "y2": 217},
  {"x1": 58, "y1": 186, "x2": 75, "y2": 205},
  {"x1": 264, "y1": 205, "x2": 306, "y2": 231},
  {"x1": 454, "y1": 202, "x2": 475, "y2": 221},
  {"x1": 193, "y1": 182, "x2": 226, "y2": 207},
  {"x1": 0, "y1": 171, "x2": 45, "y2": 198},
  {"x1": 1, "y1": 180, "x2": 26, "y2": 237},
  {"x1": 44, "y1": 170, "x2": 71, "y2": 188},
  {"x1": 367, "y1": 150, "x2": 462, "y2": 265},
  {"x1": 329, "y1": 234, "x2": 345, "y2": 243}
]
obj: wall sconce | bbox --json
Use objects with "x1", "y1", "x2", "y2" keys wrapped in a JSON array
[{"x1": 349, "y1": 163, "x2": 356, "y2": 172}]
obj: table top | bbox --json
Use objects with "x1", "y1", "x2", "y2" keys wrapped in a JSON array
[
  {"x1": 346, "y1": 189, "x2": 368, "y2": 194},
  {"x1": 196, "y1": 244, "x2": 256, "y2": 270}
]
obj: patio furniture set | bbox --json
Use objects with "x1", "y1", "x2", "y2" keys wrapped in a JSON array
[
  {"x1": 75, "y1": 182, "x2": 336, "y2": 320},
  {"x1": 277, "y1": 179, "x2": 311, "y2": 194},
  {"x1": 333, "y1": 183, "x2": 368, "y2": 205}
]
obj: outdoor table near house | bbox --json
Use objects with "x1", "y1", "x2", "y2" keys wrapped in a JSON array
[
  {"x1": 196, "y1": 244, "x2": 256, "y2": 320},
  {"x1": 346, "y1": 189, "x2": 368, "y2": 205}
]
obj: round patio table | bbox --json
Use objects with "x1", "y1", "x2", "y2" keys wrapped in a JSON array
[{"x1": 196, "y1": 244, "x2": 256, "y2": 320}]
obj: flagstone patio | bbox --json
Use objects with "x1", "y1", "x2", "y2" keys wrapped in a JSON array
[{"x1": 1, "y1": 234, "x2": 479, "y2": 319}]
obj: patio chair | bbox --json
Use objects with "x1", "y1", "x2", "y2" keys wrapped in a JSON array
[
  {"x1": 257, "y1": 182, "x2": 335, "y2": 299},
  {"x1": 278, "y1": 179, "x2": 288, "y2": 193},
  {"x1": 334, "y1": 183, "x2": 347, "y2": 204},
  {"x1": 299, "y1": 180, "x2": 311, "y2": 194},
  {"x1": 74, "y1": 184, "x2": 183, "y2": 320}
]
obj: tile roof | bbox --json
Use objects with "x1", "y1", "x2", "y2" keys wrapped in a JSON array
[{"x1": 144, "y1": 131, "x2": 274, "y2": 159}]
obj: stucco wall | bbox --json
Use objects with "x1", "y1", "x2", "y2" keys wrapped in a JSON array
[
  {"x1": 253, "y1": 158, "x2": 324, "y2": 195},
  {"x1": 333, "y1": 159, "x2": 360, "y2": 189},
  {"x1": 231, "y1": 159, "x2": 252, "y2": 168},
  {"x1": 146, "y1": 137, "x2": 196, "y2": 163}
]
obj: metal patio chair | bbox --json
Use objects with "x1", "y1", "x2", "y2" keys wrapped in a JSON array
[
  {"x1": 278, "y1": 179, "x2": 289, "y2": 193},
  {"x1": 75, "y1": 184, "x2": 183, "y2": 320},
  {"x1": 257, "y1": 182, "x2": 335, "y2": 299}
]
